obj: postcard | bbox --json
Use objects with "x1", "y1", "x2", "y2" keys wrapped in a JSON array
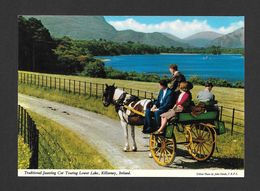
[{"x1": 17, "y1": 15, "x2": 244, "y2": 177}]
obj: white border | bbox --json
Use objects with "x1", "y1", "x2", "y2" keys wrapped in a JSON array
[{"x1": 18, "y1": 169, "x2": 244, "y2": 177}]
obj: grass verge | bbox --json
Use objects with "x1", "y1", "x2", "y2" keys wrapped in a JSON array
[
  {"x1": 27, "y1": 110, "x2": 113, "y2": 169},
  {"x1": 18, "y1": 136, "x2": 31, "y2": 169}
]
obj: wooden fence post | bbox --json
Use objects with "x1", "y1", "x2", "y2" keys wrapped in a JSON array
[
  {"x1": 59, "y1": 78, "x2": 61, "y2": 90},
  {"x1": 90, "y1": 82, "x2": 92, "y2": 97},
  {"x1": 73, "y1": 80, "x2": 75, "y2": 94},
  {"x1": 231, "y1": 108, "x2": 235, "y2": 136},
  {"x1": 23, "y1": 112, "x2": 27, "y2": 141},
  {"x1": 79, "y1": 81, "x2": 81, "y2": 95},
  {"x1": 69, "y1": 79, "x2": 71, "y2": 93},
  {"x1": 50, "y1": 76, "x2": 52, "y2": 89},
  {"x1": 20, "y1": 107, "x2": 24, "y2": 136},
  {"x1": 96, "y1": 83, "x2": 98, "y2": 98},
  {"x1": 27, "y1": 73, "x2": 29, "y2": 84},
  {"x1": 219, "y1": 106, "x2": 223, "y2": 121},
  {"x1": 84, "y1": 81, "x2": 86, "y2": 96},
  {"x1": 64, "y1": 79, "x2": 65, "y2": 91}
]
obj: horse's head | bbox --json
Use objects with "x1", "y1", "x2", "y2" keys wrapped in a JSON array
[{"x1": 103, "y1": 83, "x2": 116, "y2": 107}]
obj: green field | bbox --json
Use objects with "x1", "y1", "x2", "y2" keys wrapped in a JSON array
[
  {"x1": 18, "y1": 71, "x2": 244, "y2": 129},
  {"x1": 27, "y1": 110, "x2": 113, "y2": 169},
  {"x1": 18, "y1": 71, "x2": 244, "y2": 109}
]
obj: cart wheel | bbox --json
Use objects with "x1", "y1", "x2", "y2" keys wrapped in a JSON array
[
  {"x1": 149, "y1": 134, "x2": 176, "y2": 166},
  {"x1": 186, "y1": 123, "x2": 216, "y2": 161}
]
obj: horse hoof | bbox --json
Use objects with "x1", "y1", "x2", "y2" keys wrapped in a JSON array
[
  {"x1": 132, "y1": 146, "x2": 137, "y2": 152},
  {"x1": 123, "y1": 146, "x2": 130, "y2": 152}
]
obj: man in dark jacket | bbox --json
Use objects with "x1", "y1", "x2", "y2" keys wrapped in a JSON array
[
  {"x1": 169, "y1": 64, "x2": 186, "y2": 91},
  {"x1": 143, "y1": 80, "x2": 173, "y2": 133}
]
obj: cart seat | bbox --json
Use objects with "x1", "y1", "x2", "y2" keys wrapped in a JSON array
[{"x1": 168, "y1": 111, "x2": 219, "y2": 124}]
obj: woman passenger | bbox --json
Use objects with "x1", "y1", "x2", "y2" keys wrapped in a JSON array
[{"x1": 154, "y1": 81, "x2": 191, "y2": 134}]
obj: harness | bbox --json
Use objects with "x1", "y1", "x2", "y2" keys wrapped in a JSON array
[
  {"x1": 123, "y1": 104, "x2": 145, "y2": 117},
  {"x1": 113, "y1": 90, "x2": 146, "y2": 122}
]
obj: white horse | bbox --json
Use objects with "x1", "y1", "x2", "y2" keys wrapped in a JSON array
[{"x1": 102, "y1": 84, "x2": 152, "y2": 151}]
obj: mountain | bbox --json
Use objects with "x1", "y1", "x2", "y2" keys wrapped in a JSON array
[
  {"x1": 25, "y1": 16, "x2": 189, "y2": 48},
  {"x1": 24, "y1": 16, "x2": 244, "y2": 48},
  {"x1": 160, "y1": 32, "x2": 183, "y2": 42},
  {"x1": 184, "y1": 31, "x2": 223, "y2": 47},
  {"x1": 207, "y1": 27, "x2": 244, "y2": 48},
  {"x1": 25, "y1": 16, "x2": 118, "y2": 40},
  {"x1": 112, "y1": 30, "x2": 189, "y2": 47}
]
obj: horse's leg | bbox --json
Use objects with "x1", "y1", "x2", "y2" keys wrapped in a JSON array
[
  {"x1": 121, "y1": 121, "x2": 130, "y2": 152},
  {"x1": 119, "y1": 111, "x2": 130, "y2": 152},
  {"x1": 130, "y1": 125, "x2": 137, "y2": 151}
]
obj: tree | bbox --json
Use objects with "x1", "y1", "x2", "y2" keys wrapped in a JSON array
[
  {"x1": 53, "y1": 37, "x2": 94, "y2": 74},
  {"x1": 18, "y1": 16, "x2": 57, "y2": 72},
  {"x1": 82, "y1": 60, "x2": 106, "y2": 77}
]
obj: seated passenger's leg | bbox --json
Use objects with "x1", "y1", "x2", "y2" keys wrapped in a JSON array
[
  {"x1": 143, "y1": 108, "x2": 152, "y2": 132},
  {"x1": 154, "y1": 110, "x2": 163, "y2": 128},
  {"x1": 157, "y1": 117, "x2": 168, "y2": 132}
]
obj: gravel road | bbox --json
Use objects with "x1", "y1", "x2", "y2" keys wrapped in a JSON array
[{"x1": 18, "y1": 94, "x2": 228, "y2": 170}]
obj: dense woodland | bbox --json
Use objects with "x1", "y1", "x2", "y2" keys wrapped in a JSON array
[{"x1": 18, "y1": 16, "x2": 244, "y2": 88}]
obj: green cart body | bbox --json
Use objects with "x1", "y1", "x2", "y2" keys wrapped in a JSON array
[{"x1": 150, "y1": 110, "x2": 226, "y2": 166}]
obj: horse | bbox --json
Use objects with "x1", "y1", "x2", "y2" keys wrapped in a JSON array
[{"x1": 102, "y1": 84, "x2": 153, "y2": 152}]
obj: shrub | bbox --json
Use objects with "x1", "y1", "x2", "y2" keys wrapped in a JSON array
[
  {"x1": 81, "y1": 60, "x2": 106, "y2": 78},
  {"x1": 189, "y1": 75, "x2": 244, "y2": 88}
]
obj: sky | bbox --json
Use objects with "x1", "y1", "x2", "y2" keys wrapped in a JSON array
[{"x1": 104, "y1": 16, "x2": 244, "y2": 39}]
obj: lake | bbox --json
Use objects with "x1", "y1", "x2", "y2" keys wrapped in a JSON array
[{"x1": 97, "y1": 54, "x2": 244, "y2": 81}]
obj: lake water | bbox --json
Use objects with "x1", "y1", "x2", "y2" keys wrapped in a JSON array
[{"x1": 97, "y1": 54, "x2": 244, "y2": 81}]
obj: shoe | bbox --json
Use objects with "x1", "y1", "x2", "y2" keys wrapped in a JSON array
[
  {"x1": 142, "y1": 127, "x2": 154, "y2": 134},
  {"x1": 153, "y1": 130, "x2": 163, "y2": 135}
]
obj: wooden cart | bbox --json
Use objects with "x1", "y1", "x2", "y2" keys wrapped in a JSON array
[{"x1": 149, "y1": 111, "x2": 225, "y2": 166}]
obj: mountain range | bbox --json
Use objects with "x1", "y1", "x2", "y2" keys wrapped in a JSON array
[{"x1": 25, "y1": 16, "x2": 244, "y2": 48}]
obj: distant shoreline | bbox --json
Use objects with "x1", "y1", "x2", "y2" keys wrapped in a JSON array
[
  {"x1": 160, "y1": 53, "x2": 243, "y2": 55},
  {"x1": 97, "y1": 53, "x2": 243, "y2": 58}
]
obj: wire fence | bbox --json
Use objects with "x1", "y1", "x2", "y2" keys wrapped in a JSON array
[
  {"x1": 17, "y1": 105, "x2": 39, "y2": 169},
  {"x1": 18, "y1": 71, "x2": 244, "y2": 135}
]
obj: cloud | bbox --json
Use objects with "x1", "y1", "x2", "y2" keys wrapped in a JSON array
[
  {"x1": 216, "y1": 20, "x2": 244, "y2": 34},
  {"x1": 108, "y1": 18, "x2": 244, "y2": 38}
]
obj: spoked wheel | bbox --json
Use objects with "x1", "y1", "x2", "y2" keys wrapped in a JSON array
[
  {"x1": 149, "y1": 134, "x2": 176, "y2": 166},
  {"x1": 186, "y1": 123, "x2": 216, "y2": 161}
]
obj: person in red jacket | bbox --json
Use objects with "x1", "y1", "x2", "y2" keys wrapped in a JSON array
[{"x1": 154, "y1": 81, "x2": 191, "y2": 134}]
